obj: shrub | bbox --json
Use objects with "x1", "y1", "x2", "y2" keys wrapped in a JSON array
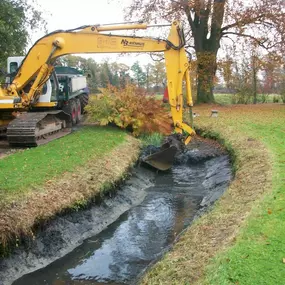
[
  {"x1": 280, "y1": 91, "x2": 285, "y2": 103},
  {"x1": 261, "y1": 93, "x2": 269, "y2": 103},
  {"x1": 85, "y1": 85, "x2": 172, "y2": 136},
  {"x1": 231, "y1": 90, "x2": 252, "y2": 104},
  {"x1": 273, "y1": 95, "x2": 279, "y2": 103}
]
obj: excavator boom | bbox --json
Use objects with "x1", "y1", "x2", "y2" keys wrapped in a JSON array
[{"x1": 0, "y1": 20, "x2": 195, "y2": 169}]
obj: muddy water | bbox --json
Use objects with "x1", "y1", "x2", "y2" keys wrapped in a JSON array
[{"x1": 12, "y1": 145, "x2": 231, "y2": 285}]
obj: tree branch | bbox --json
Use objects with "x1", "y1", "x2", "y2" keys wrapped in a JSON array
[
  {"x1": 208, "y1": 0, "x2": 226, "y2": 51},
  {"x1": 222, "y1": 35, "x2": 237, "y2": 45},
  {"x1": 222, "y1": 31, "x2": 280, "y2": 50},
  {"x1": 184, "y1": 6, "x2": 196, "y2": 32},
  {"x1": 185, "y1": 44, "x2": 196, "y2": 49},
  {"x1": 221, "y1": 14, "x2": 266, "y2": 32},
  {"x1": 206, "y1": 0, "x2": 212, "y2": 13}
]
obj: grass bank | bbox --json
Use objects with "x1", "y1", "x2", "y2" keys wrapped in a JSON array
[
  {"x1": 0, "y1": 127, "x2": 125, "y2": 203},
  {"x1": 141, "y1": 104, "x2": 285, "y2": 285},
  {"x1": 0, "y1": 126, "x2": 140, "y2": 254},
  {"x1": 214, "y1": 93, "x2": 283, "y2": 105}
]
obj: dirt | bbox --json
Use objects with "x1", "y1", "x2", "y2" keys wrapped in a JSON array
[
  {"x1": 0, "y1": 140, "x2": 22, "y2": 159},
  {"x1": 175, "y1": 135, "x2": 226, "y2": 164}
]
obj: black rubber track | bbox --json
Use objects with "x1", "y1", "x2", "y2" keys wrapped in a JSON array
[{"x1": 7, "y1": 111, "x2": 71, "y2": 147}]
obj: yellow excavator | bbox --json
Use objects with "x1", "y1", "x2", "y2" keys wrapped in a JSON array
[{"x1": 0, "y1": 20, "x2": 195, "y2": 170}]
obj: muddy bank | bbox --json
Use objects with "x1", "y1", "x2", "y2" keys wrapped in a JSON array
[
  {"x1": 0, "y1": 135, "x2": 140, "y2": 256},
  {"x1": 0, "y1": 169, "x2": 154, "y2": 285},
  {"x1": 0, "y1": 140, "x2": 22, "y2": 160},
  {"x1": 0, "y1": 137, "x2": 232, "y2": 285},
  {"x1": 140, "y1": 112, "x2": 272, "y2": 285}
]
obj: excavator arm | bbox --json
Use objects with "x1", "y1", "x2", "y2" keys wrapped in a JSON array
[
  {"x1": 0, "y1": 21, "x2": 194, "y2": 139},
  {"x1": 0, "y1": 21, "x2": 195, "y2": 161}
]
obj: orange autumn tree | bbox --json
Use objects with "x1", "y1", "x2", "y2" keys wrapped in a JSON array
[
  {"x1": 85, "y1": 85, "x2": 172, "y2": 136},
  {"x1": 261, "y1": 52, "x2": 283, "y2": 95},
  {"x1": 122, "y1": 0, "x2": 285, "y2": 103}
]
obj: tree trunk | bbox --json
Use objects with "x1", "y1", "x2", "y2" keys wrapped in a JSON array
[
  {"x1": 196, "y1": 53, "x2": 216, "y2": 103},
  {"x1": 252, "y1": 55, "x2": 257, "y2": 104},
  {"x1": 146, "y1": 72, "x2": 149, "y2": 92},
  {"x1": 253, "y1": 70, "x2": 257, "y2": 104},
  {"x1": 185, "y1": 0, "x2": 226, "y2": 103},
  {"x1": 146, "y1": 65, "x2": 150, "y2": 92},
  {"x1": 155, "y1": 72, "x2": 159, "y2": 93}
]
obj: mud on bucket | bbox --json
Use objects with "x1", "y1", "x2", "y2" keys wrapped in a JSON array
[{"x1": 142, "y1": 134, "x2": 184, "y2": 171}]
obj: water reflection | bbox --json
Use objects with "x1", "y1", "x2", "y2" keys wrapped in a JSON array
[{"x1": 14, "y1": 157, "x2": 230, "y2": 285}]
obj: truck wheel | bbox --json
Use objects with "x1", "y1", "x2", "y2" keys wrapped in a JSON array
[
  {"x1": 80, "y1": 93, "x2": 89, "y2": 113},
  {"x1": 76, "y1": 98, "x2": 82, "y2": 123},
  {"x1": 70, "y1": 100, "x2": 77, "y2": 125}
]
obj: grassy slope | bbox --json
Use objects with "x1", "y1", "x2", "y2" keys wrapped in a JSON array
[
  {"x1": 204, "y1": 105, "x2": 285, "y2": 285},
  {"x1": 141, "y1": 104, "x2": 285, "y2": 285},
  {"x1": 0, "y1": 126, "x2": 126, "y2": 204}
]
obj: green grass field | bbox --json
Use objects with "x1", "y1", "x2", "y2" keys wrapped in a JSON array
[
  {"x1": 141, "y1": 104, "x2": 285, "y2": 285},
  {"x1": 214, "y1": 93, "x2": 283, "y2": 105},
  {"x1": 0, "y1": 126, "x2": 126, "y2": 203},
  {"x1": 152, "y1": 92, "x2": 283, "y2": 105},
  {"x1": 204, "y1": 105, "x2": 285, "y2": 285}
]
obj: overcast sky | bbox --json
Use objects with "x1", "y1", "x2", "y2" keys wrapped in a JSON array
[{"x1": 30, "y1": 0, "x2": 152, "y2": 66}]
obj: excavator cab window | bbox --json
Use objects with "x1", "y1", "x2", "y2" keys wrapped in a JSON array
[
  {"x1": 9, "y1": 62, "x2": 18, "y2": 74},
  {"x1": 57, "y1": 76, "x2": 69, "y2": 101},
  {"x1": 50, "y1": 77, "x2": 56, "y2": 102},
  {"x1": 5, "y1": 62, "x2": 19, "y2": 84}
]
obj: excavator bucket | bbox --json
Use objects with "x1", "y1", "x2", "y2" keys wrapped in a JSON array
[
  {"x1": 143, "y1": 144, "x2": 178, "y2": 171},
  {"x1": 142, "y1": 134, "x2": 184, "y2": 171}
]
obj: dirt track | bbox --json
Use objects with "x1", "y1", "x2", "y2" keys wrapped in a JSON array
[
  {"x1": 0, "y1": 140, "x2": 13, "y2": 159},
  {"x1": 0, "y1": 139, "x2": 25, "y2": 159}
]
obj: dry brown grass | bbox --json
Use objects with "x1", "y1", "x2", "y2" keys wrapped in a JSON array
[
  {"x1": 140, "y1": 104, "x2": 274, "y2": 285},
  {"x1": 0, "y1": 136, "x2": 140, "y2": 252}
]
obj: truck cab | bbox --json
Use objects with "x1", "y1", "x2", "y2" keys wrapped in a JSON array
[
  {"x1": 6, "y1": 56, "x2": 89, "y2": 105},
  {"x1": 6, "y1": 56, "x2": 90, "y2": 125}
]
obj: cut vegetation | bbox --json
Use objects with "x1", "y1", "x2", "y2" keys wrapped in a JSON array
[{"x1": 141, "y1": 104, "x2": 285, "y2": 285}]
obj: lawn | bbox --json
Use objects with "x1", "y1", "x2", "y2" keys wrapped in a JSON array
[
  {"x1": 0, "y1": 126, "x2": 141, "y2": 254},
  {"x1": 141, "y1": 103, "x2": 285, "y2": 285},
  {"x1": 214, "y1": 93, "x2": 283, "y2": 105},
  {"x1": 0, "y1": 126, "x2": 126, "y2": 203},
  {"x1": 204, "y1": 104, "x2": 285, "y2": 285}
]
